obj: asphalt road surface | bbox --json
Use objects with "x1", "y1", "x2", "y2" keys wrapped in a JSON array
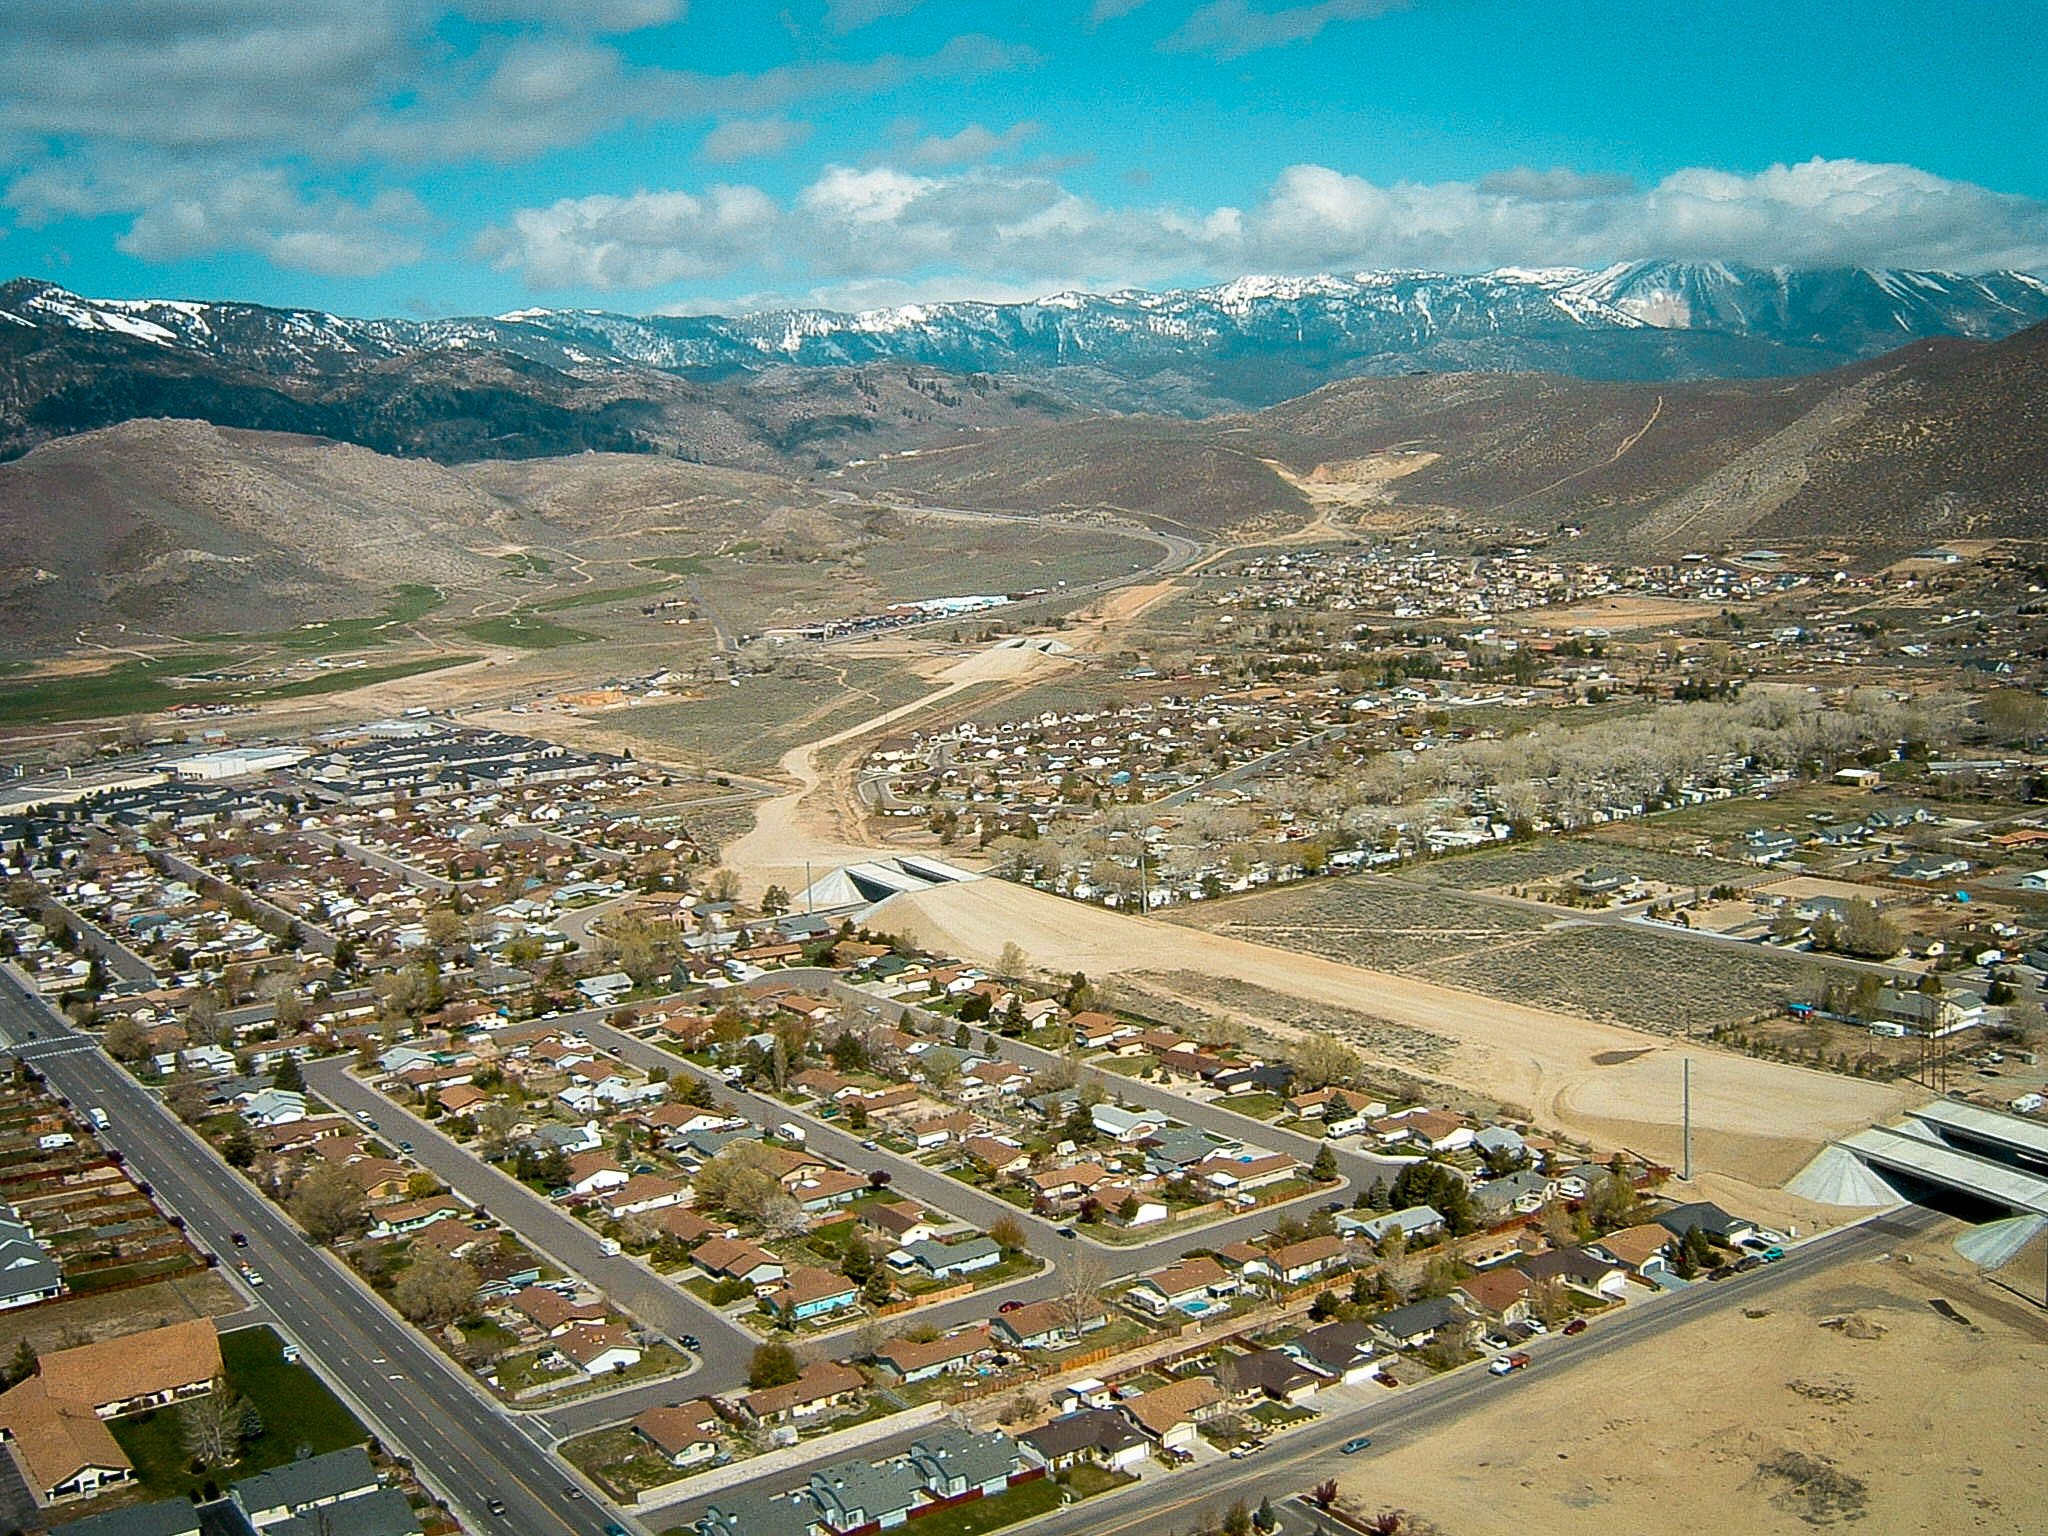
[
  {"x1": 658, "y1": 1203, "x2": 1944, "y2": 1535},
  {"x1": 0, "y1": 971, "x2": 635, "y2": 1536}
]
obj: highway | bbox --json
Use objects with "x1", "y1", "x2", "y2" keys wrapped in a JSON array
[
  {"x1": 655, "y1": 1203, "x2": 1946, "y2": 1536},
  {"x1": 0, "y1": 971, "x2": 633, "y2": 1536}
]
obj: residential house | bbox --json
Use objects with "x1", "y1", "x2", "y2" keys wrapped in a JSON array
[
  {"x1": 991, "y1": 1296, "x2": 1109, "y2": 1350},
  {"x1": 890, "y1": 1237, "x2": 1003, "y2": 1281},
  {"x1": 1193, "y1": 1151, "x2": 1296, "y2": 1194},
  {"x1": 1018, "y1": 1410, "x2": 1149, "y2": 1474},
  {"x1": 1585, "y1": 1223, "x2": 1677, "y2": 1281},
  {"x1": 961, "y1": 1136, "x2": 1031, "y2": 1177},
  {"x1": 1472, "y1": 1168, "x2": 1557, "y2": 1220},
  {"x1": 556, "y1": 1322, "x2": 642, "y2": 1375},
  {"x1": 1522, "y1": 1246, "x2": 1630, "y2": 1301},
  {"x1": 805, "y1": 1456, "x2": 925, "y2": 1535},
  {"x1": 1455, "y1": 1267, "x2": 1535, "y2": 1324},
  {"x1": 565, "y1": 1153, "x2": 629, "y2": 1196},
  {"x1": 366, "y1": 1196, "x2": 464, "y2": 1239},
  {"x1": 597, "y1": 1174, "x2": 686, "y2": 1221},
  {"x1": 1127, "y1": 1256, "x2": 1236, "y2": 1316},
  {"x1": 1336, "y1": 1205, "x2": 1446, "y2": 1247},
  {"x1": 1652, "y1": 1202, "x2": 1757, "y2": 1249},
  {"x1": 872, "y1": 1329, "x2": 990, "y2": 1386},
  {"x1": 1119, "y1": 1378, "x2": 1228, "y2": 1450},
  {"x1": 739, "y1": 1361, "x2": 865, "y2": 1424},
  {"x1": 633, "y1": 1400, "x2": 723, "y2": 1468},
  {"x1": 1088, "y1": 1105, "x2": 1165, "y2": 1143},
  {"x1": 1371, "y1": 1295, "x2": 1469, "y2": 1351},
  {"x1": 1264, "y1": 1234, "x2": 1347, "y2": 1287},
  {"x1": 233, "y1": 1446, "x2": 380, "y2": 1529},
  {"x1": 1284, "y1": 1319, "x2": 1378, "y2": 1384},
  {"x1": 509, "y1": 1285, "x2": 606, "y2": 1337},
  {"x1": 690, "y1": 1237, "x2": 786, "y2": 1289},
  {"x1": 762, "y1": 1267, "x2": 859, "y2": 1323},
  {"x1": 1219, "y1": 1348, "x2": 1321, "y2": 1406},
  {"x1": 789, "y1": 1169, "x2": 869, "y2": 1214},
  {"x1": 0, "y1": 1379, "x2": 134, "y2": 1502},
  {"x1": 0, "y1": 1216, "x2": 62, "y2": 1310},
  {"x1": 905, "y1": 1426, "x2": 1022, "y2": 1500},
  {"x1": 863, "y1": 1201, "x2": 945, "y2": 1245},
  {"x1": 37, "y1": 1319, "x2": 221, "y2": 1419}
]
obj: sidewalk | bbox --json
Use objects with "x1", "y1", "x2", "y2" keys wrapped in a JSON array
[{"x1": 632, "y1": 1401, "x2": 951, "y2": 1512}]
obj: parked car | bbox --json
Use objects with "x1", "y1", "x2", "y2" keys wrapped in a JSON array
[
  {"x1": 1562, "y1": 1318, "x2": 1588, "y2": 1336},
  {"x1": 1340, "y1": 1435, "x2": 1375, "y2": 1454},
  {"x1": 1056, "y1": 1226, "x2": 1077, "y2": 1238},
  {"x1": 679, "y1": 1334, "x2": 700, "y2": 1350},
  {"x1": 998, "y1": 1300, "x2": 1025, "y2": 1313},
  {"x1": 1229, "y1": 1443, "x2": 1260, "y2": 1459}
]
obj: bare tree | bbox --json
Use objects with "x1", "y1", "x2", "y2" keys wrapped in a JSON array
[
  {"x1": 1056, "y1": 1252, "x2": 1109, "y2": 1334},
  {"x1": 178, "y1": 1377, "x2": 249, "y2": 1469}
]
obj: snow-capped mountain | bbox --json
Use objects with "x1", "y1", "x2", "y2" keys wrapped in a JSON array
[{"x1": 6, "y1": 262, "x2": 2046, "y2": 397}]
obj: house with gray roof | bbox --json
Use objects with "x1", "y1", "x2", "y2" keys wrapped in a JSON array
[
  {"x1": 905, "y1": 1426, "x2": 1020, "y2": 1499},
  {"x1": 1371, "y1": 1295, "x2": 1469, "y2": 1350},
  {"x1": 267, "y1": 1487, "x2": 421, "y2": 1536},
  {"x1": 233, "y1": 1447, "x2": 380, "y2": 1529},
  {"x1": 889, "y1": 1236, "x2": 1002, "y2": 1280},
  {"x1": 1336, "y1": 1204, "x2": 1445, "y2": 1245},
  {"x1": 697, "y1": 1490, "x2": 819, "y2": 1536},
  {"x1": 0, "y1": 1213, "x2": 63, "y2": 1310},
  {"x1": 806, "y1": 1455, "x2": 927, "y2": 1534},
  {"x1": 1018, "y1": 1410, "x2": 1148, "y2": 1473}
]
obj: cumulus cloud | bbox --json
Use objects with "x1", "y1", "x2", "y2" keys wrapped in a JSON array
[
  {"x1": 117, "y1": 171, "x2": 429, "y2": 277},
  {"x1": 700, "y1": 116, "x2": 812, "y2": 164},
  {"x1": 903, "y1": 122, "x2": 1039, "y2": 168},
  {"x1": 1087, "y1": 0, "x2": 1156, "y2": 23},
  {"x1": 474, "y1": 155, "x2": 2048, "y2": 297},
  {"x1": 1162, "y1": 0, "x2": 1409, "y2": 60}
]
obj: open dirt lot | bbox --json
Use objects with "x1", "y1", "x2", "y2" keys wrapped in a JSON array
[
  {"x1": 1340, "y1": 1221, "x2": 2046, "y2": 1535},
  {"x1": 877, "y1": 877, "x2": 1907, "y2": 1189}
]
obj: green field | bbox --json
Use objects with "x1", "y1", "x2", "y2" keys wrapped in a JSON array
[
  {"x1": 109, "y1": 1326, "x2": 366, "y2": 1500},
  {"x1": 634, "y1": 555, "x2": 709, "y2": 576},
  {"x1": 0, "y1": 653, "x2": 235, "y2": 724},
  {"x1": 528, "y1": 579, "x2": 679, "y2": 612},
  {"x1": 459, "y1": 615, "x2": 598, "y2": 649},
  {"x1": 189, "y1": 584, "x2": 444, "y2": 650},
  {"x1": 260, "y1": 654, "x2": 479, "y2": 698}
]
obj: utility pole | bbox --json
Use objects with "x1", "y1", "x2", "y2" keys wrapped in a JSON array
[
  {"x1": 804, "y1": 861, "x2": 813, "y2": 917},
  {"x1": 1682, "y1": 1056, "x2": 1693, "y2": 1182}
]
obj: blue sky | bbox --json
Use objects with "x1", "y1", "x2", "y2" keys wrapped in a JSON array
[{"x1": 4, "y1": 0, "x2": 2046, "y2": 316}]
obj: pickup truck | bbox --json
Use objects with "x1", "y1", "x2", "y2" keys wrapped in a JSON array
[{"x1": 1488, "y1": 1351, "x2": 1532, "y2": 1376}]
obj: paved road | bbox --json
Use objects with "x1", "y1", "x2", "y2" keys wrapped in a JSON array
[
  {"x1": 0, "y1": 973, "x2": 633, "y2": 1536},
  {"x1": 656, "y1": 1203, "x2": 1945, "y2": 1536},
  {"x1": 23, "y1": 886, "x2": 159, "y2": 987},
  {"x1": 153, "y1": 848, "x2": 340, "y2": 957}
]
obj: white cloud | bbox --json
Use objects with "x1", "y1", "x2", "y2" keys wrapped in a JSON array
[
  {"x1": 904, "y1": 122, "x2": 1039, "y2": 168},
  {"x1": 117, "y1": 171, "x2": 428, "y2": 277},
  {"x1": 700, "y1": 116, "x2": 812, "y2": 164},
  {"x1": 474, "y1": 155, "x2": 2048, "y2": 296},
  {"x1": 1162, "y1": 0, "x2": 1409, "y2": 60},
  {"x1": 822, "y1": 0, "x2": 928, "y2": 32}
]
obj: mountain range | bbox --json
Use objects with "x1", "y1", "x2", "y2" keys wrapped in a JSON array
[{"x1": 4, "y1": 262, "x2": 2047, "y2": 466}]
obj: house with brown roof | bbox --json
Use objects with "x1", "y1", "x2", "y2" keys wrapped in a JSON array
[
  {"x1": 1194, "y1": 1151, "x2": 1297, "y2": 1194},
  {"x1": 557, "y1": 1322, "x2": 641, "y2": 1375},
  {"x1": 690, "y1": 1238, "x2": 785, "y2": 1288},
  {"x1": 598, "y1": 1174, "x2": 686, "y2": 1220},
  {"x1": 1119, "y1": 1378, "x2": 1227, "y2": 1449},
  {"x1": 633, "y1": 1400, "x2": 724, "y2": 1467},
  {"x1": 908, "y1": 1111, "x2": 976, "y2": 1149},
  {"x1": 1263, "y1": 1234, "x2": 1348, "y2": 1286},
  {"x1": 872, "y1": 1327, "x2": 990, "y2": 1385},
  {"x1": 509, "y1": 1285, "x2": 606, "y2": 1337},
  {"x1": 961, "y1": 1136, "x2": 1030, "y2": 1176},
  {"x1": 1456, "y1": 1266, "x2": 1536, "y2": 1324},
  {"x1": 1585, "y1": 1223, "x2": 1677, "y2": 1280},
  {"x1": 1127, "y1": 1256, "x2": 1236, "y2": 1316},
  {"x1": 0, "y1": 1379, "x2": 133, "y2": 1503},
  {"x1": 367, "y1": 1195, "x2": 465, "y2": 1238},
  {"x1": 739, "y1": 1360, "x2": 865, "y2": 1423},
  {"x1": 992, "y1": 1296, "x2": 1110, "y2": 1350},
  {"x1": 37, "y1": 1319, "x2": 221, "y2": 1420},
  {"x1": 762, "y1": 1267, "x2": 859, "y2": 1323},
  {"x1": 438, "y1": 1082, "x2": 489, "y2": 1115},
  {"x1": 862, "y1": 1201, "x2": 943, "y2": 1244}
]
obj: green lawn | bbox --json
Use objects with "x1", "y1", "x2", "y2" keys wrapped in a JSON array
[
  {"x1": 0, "y1": 653, "x2": 233, "y2": 724},
  {"x1": 109, "y1": 1326, "x2": 365, "y2": 1500},
  {"x1": 1057, "y1": 1463, "x2": 1136, "y2": 1499},
  {"x1": 459, "y1": 615, "x2": 598, "y2": 649},
  {"x1": 894, "y1": 1476, "x2": 1064, "y2": 1536},
  {"x1": 259, "y1": 654, "x2": 478, "y2": 699},
  {"x1": 528, "y1": 579, "x2": 678, "y2": 612}
]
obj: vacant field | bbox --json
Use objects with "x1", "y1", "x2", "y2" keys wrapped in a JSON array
[
  {"x1": 0, "y1": 1268, "x2": 241, "y2": 1355},
  {"x1": 1336, "y1": 1220, "x2": 2046, "y2": 1536},
  {"x1": 527, "y1": 579, "x2": 680, "y2": 612},
  {"x1": 260, "y1": 654, "x2": 479, "y2": 698},
  {"x1": 1172, "y1": 876, "x2": 1554, "y2": 973},
  {"x1": 1406, "y1": 838, "x2": 1761, "y2": 893},
  {"x1": 617, "y1": 660, "x2": 941, "y2": 774},
  {"x1": 188, "y1": 583, "x2": 445, "y2": 650},
  {"x1": 458, "y1": 615, "x2": 598, "y2": 649},
  {"x1": 858, "y1": 517, "x2": 1147, "y2": 597},
  {"x1": 1171, "y1": 877, "x2": 1828, "y2": 1037}
]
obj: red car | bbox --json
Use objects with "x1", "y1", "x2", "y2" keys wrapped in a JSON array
[
  {"x1": 1562, "y1": 1318, "x2": 1588, "y2": 1336},
  {"x1": 998, "y1": 1300, "x2": 1025, "y2": 1313}
]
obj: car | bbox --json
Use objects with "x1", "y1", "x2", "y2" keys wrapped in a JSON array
[
  {"x1": 1340, "y1": 1435, "x2": 1374, "y2": 1454},
  {"x1": 998, "y1": 1300, "x2": 1025, "y2": 1313},
  {"x1": 861, "y1": 1139, "x2": 880, "y2": 1151},
  {"x1": 1761, "y1": 1245, "x2": 1786, "y2": 1262},
  {"x1": 486, "y1": 1499, "x2": 506, "y2": 1516},
  {"x1": 549, "y1": 1186, "x2": 572, "y2": 1199},
  {"x1": 562, "y1": 1486, "x2": 583, "y2": 1500},
  {"x1": 1708, "y1": 1264, "x2": 1737, "y2": 1281},
  {"x1": 1562, "y1": 1318, "x2": 1588, "y2": 1336},
  {"x1": 239, "y1": 1266, "x2": 265, "y2": 1288},
  {"x1": 1321, "y1": 1200, "x2": 1345, "y2": 1213},
  {"x1": 230, "y1": 1232, "x2": 248, "y2": 1248},
  {"x1": 605, "y1": 1525, "x2": 630, "y2": 1536},
  {"x1": 1488, "y1": 1351, "x2": 1532, "y2": 1375},
  {"x1": 1229, "y1": 1443, "x2": 1260, "y2": 1459},
  {"x1": 1055, "y1": 1226, "x2": 1077, "y2": 1238},
  {"x1": 1522, "y1": 1318, "x2": 1547, "y2": 1335},
  {"x1": 679, "y1": 1334, "x2": 700, "y2": 1350},
  {"x1": 398, "y1": 1141, "x2": 413, "y2": 1154},
  {"x1": 1165, "y1": 1448, "x2": 1194, "y2": 1465},
  {"x1": 1734, "y1": 1255, "x2": 1764, "y2": 1273}
]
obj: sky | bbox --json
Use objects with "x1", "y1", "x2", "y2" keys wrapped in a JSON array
[{"x1": 4, "y1": 0, "x2": 2047, "y2": 318}]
